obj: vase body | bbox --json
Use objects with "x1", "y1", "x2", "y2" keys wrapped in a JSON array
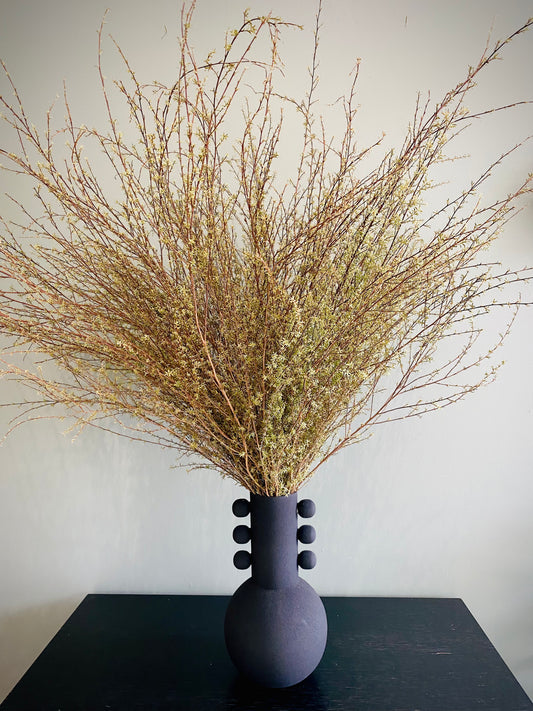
[{"x1": 224, "y1": 493, "x2": 327, "y2": 688}]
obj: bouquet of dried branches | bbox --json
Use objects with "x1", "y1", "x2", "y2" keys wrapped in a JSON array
[{"x1": 1, "y1": 4, "x2": 532, "y2": 495}]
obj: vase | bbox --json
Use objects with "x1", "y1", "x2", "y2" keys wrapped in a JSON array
[{"x1": 224, "y1": 492, "x2": 328, "y2": 688}]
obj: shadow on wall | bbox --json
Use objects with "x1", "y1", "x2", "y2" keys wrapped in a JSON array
[{"x1": 0, "y1": 596, "x2": 81, "y2": 703}]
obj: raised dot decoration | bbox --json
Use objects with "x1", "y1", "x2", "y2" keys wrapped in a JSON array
[
  {"x1": 232, "y1": 498, "x2": 251, "y2": 570},
  {"x1": 297, "y1": 498, "x2": 317, "y2": 569},
  {"x1": 233, "y1": 524, "x2": 251, "y2": 544},
  {"x1": 298, "y1": 550, "x2": 317, "y2": 570},
  {"x1": 297, "y1": 499, "x2": 316, "y2": 518},
  {"x1": 233, "y1": 550, "x2": 252, "y2": 570},
  {"x1": 298, "y1": 524, "x2": 316, "y2": 545},
  {"x1": 232, "y1": 498, "x2": 250, "y2": 517}
]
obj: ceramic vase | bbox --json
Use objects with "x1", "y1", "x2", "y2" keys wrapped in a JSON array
[{"x1": 224, "y1": 492, "x2": 327, "y2": 688}]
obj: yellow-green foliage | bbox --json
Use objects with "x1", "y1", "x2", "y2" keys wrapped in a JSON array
[{"x1": 1, "y1": 4, "x2": 532, "y2": 494}]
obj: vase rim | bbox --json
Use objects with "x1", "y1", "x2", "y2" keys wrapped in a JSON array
[{"x1": 249, "y1": 492, "x2": 297, "y2": 500}]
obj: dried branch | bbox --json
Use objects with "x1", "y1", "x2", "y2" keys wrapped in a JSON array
[{"x1": 1, "y1": 4, "x2": 532, "y2": 494}]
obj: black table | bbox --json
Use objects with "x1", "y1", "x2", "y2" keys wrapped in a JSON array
[{"x1": 1, "y1": 595, "x2": 531, "y2": 710}]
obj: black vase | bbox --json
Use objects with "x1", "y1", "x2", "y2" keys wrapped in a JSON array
[{"x1": 224, "y1": 493, "x2": 328, "y2": 688}]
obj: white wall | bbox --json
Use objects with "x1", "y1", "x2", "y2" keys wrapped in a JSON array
[{"x1": 1, "y1": 0, "x2": 532, "y2": 702}]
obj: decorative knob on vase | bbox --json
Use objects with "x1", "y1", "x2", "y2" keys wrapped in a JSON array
[{"x1": 231, "y1": 499, "x2": 251, "y2": 569}]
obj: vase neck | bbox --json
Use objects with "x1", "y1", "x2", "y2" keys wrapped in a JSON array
[{"x1": 250, "y1": 493, "x2": 298, "y2": 589}]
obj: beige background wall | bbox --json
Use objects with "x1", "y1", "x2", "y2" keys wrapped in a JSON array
[{"x1": 1, "y1": 0, "x2": 532, "y2": 702}]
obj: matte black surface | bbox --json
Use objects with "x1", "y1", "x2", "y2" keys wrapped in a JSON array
[
  {"x1": 249, "y1": 493, "x2": 299, "y2": 589},
  {"x1": 225, "y1": 578, "x2": 327, "y2": 688},
  {"x1": 2, "y1": 595, "x2": 532, "y2": 710}
]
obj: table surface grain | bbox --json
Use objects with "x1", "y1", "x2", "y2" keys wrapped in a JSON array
[{"x1": 1, "y1": 594, "x2": 531, "y2": 711}]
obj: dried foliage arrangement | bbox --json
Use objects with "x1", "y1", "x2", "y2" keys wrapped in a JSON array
[{"x1": 0, "y1": 4, "x2": 532, "y2": 495}]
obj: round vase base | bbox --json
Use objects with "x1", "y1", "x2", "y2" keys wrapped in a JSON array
[{"x1": 224, "y1": 577, "x2": 328, "y2": 688}]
